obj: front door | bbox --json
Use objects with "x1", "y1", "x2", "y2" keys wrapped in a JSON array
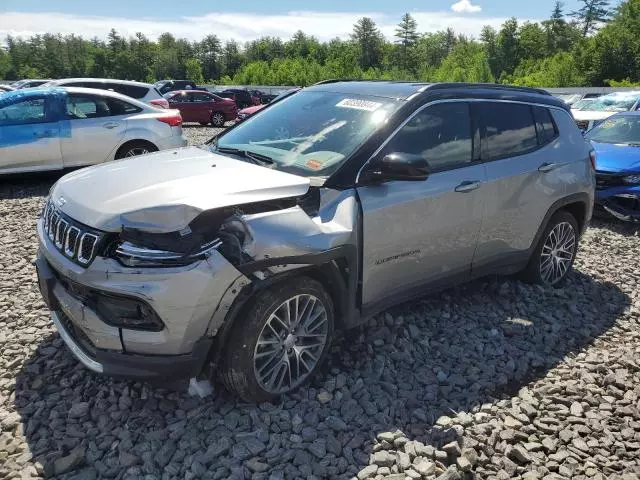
[
  {"x1": 357, "y1": 101, "x2": 487, "y2": 307},
  {"x1": 0, "y1": 95, "x2": 62, "y2": 173},
  {"x1": 61, "y1": 93, "x2": 127, "y2": 167}
]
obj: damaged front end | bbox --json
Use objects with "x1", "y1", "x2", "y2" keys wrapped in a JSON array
[{"x1": 595, "y1": 174, "x2": 640, "y2": 223}]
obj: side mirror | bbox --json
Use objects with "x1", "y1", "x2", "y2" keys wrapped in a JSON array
[{"x1": 370, "y1": 152, "x2": 430, "y2": 182}]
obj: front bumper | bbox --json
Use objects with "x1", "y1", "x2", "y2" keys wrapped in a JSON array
[
  {"x1": 595, "y1": 186, "x2": 640, "y2": 222},
  {"x1": 36, "y1": 255, "x2": 213, "y2": 380},
  {"x1": 35, "y1": 217, "x2": 249, "y2": 380}
]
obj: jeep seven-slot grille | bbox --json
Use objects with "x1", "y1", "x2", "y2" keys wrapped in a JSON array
[{"x1": 42, "y1": 200, "x2": 104, "y2": 267}]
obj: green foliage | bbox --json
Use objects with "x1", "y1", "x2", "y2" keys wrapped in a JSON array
[
  {"x1": 185, "y1": 58, "x2": 204, "y2": 84},
  {"x1": 435, "y1": 42, "x2": 494, "y2": 83},
  {"x1": 607, "y1": 78, "x2": 640, "y2": 87},
  {"x1": 1, "y1": 0, "x2": 639, "y2": 88}
]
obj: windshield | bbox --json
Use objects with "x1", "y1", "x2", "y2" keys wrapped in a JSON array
[
  {"x1": 586, "y1": 94, "x2": 640, "y2": 112},
  {"x1": 572, "y1": 99, "x2": 597, "y2": 110},
  {"x1": 204, "y1": 90, "x2": 401, "y2": 178},
  {"x1": 556, "y1": 94, "x2": 581, "y2": 105},
  {"x1": 586, "y1": 115, "x2": 640, "y2": 145}
]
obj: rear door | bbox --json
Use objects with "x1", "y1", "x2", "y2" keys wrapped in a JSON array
[
  {"x1": 167, "y1": 92, "x2": 194, "y2": 121},
  {"x1": 0, "y1": 95, "x2": 62, "y2": 173},
  {"x1": 190, "y1": 92, "x2": 216, "y2": 123},
  {"x1": 357, "y1": 101, "x2": 487, "y2": 307},
  {"x1": 473, "y1": 102, "x2": 565, "y2": 270},
  {"x1": 60, "y1": 93, "x2": 130, "y2": 167}
]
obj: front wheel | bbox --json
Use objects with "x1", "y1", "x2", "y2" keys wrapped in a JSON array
[
  {"x1": 521, "y1": 210, "x2": 579, "y2": 287},
  {"x1": 211, "y1": 112, "x2": 225, "y2": 127},
  {"x1": 218, "y1": 277, "x2": 334, "y2": 402}
]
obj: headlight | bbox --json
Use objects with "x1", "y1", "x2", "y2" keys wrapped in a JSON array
[
  {"x1": 113, "y1": 239, "x2": 222, "y2": 268},
  {"x1": 623, "y1": 174, "x2": 640, "y2": 185}
]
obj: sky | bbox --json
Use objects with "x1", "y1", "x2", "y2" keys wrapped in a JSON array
[{"x1": 0, "y1": 0, "x2": 588, "y2": 43}]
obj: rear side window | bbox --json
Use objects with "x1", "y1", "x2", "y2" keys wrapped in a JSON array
[
  {"x1": 480, "y1": 103, "x2": 538, "y2": 160},
  {"x1": 384, "y1": 102, "x2": 473, "y2": 172},
  {"x1": 110, "y1": 84, "x2": 149, "y2": 99},
  {"x1": 107, "y1": 98, "x2": 142, "y2": 115},
  {"x1": 65, "y1": 94, "x2": 141, "y2": 118},
  {"x1": 532, "y1": 106, "x2": 558, "y2": 145}
]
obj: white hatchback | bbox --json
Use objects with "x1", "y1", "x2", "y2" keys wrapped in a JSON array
[
  {"x1": 41, "y1": 78, "x2": 170, "y2": 109},
  {"x1": 0, "y1": 87, "x2": 187, "y2": 175}
]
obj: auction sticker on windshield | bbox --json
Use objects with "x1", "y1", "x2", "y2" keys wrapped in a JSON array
[{"x1": 336, "y1": 98, "x2": 382, "y2": 112}]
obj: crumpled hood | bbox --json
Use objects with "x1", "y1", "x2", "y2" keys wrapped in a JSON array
[
  {"x1": 592, "y1": 141, "x2": 640, "y2": 173},
  {"x1": 50, "y1": 146, "x2": 310, "y2": 233}
]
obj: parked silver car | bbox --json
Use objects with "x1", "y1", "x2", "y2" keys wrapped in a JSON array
[
  {"x1": 0, "y1": 87, "x2": 186, "y2": 174},
  {"x1": 35, "y1": 81, "x2": 595, "y2": 402}
]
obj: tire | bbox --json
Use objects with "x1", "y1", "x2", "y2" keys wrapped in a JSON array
[
  {"x1": 115, "y1": 141, "x2": 157, "y2": 159},
  {"x1": 218, "y1": 277, "x2": 334, "y2": 402},
  {"x1": 520, "y1": 210, "x2": 579, "y2": 287},
  {"x1": 211, "y1": 112, "x2": 225, "y2": 127}
]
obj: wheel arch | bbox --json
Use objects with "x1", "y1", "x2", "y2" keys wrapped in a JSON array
[
  {"x1": 529, "y1": 192, "x2": 591, "y2": 254},
  {"x1": 207, "y1": 246, "x2": 359, "y2": 368},
  {"x1": 114, "y1": 139, "x2": 158, "y2": 159}
]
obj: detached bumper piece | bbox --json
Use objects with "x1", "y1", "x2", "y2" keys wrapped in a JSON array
[
  {"x1": 596, "y1": 195, "x2": 640, "y2": 223},
  {"x1": 35, "y1": 256, "x2": 212, "y2": 381}
]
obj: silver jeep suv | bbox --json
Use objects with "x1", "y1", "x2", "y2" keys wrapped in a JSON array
[{"x1": 35, "y1": 81, "x2": 595, "y2": 402}]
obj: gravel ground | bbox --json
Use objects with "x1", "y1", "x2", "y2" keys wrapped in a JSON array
[{"x1": 1, "y1": 126, "x2": 640, "y2": 480}]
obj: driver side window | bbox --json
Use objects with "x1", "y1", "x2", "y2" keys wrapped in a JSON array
[{"x1": 384, "y1": 102, "x2": 473, "y2": 173}]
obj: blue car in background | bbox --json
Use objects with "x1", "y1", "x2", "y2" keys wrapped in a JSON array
[{"x1": 586, "y1": 112, "x2": 640, "y2": 222}]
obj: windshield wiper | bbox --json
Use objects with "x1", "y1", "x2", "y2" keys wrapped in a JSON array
[{"x1": 215, "y1": 146, "x2": 275, "y2": 165}]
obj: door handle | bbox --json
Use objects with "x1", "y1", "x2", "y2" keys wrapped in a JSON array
[
  {"x1": 538, "y1": 162, "x2": 558, "y2": 172},
  {"x1": 102, "y1": 122, "x2": 120, "y2": 129},
  {"x1": 454, "y1": 181, "x2": 481, "y2": 193}
]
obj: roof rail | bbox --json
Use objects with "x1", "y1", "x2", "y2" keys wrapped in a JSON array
[
  {"x1": 312, "y1": 79, "x2": 354, "y2": 85},
  {"x1": 427, "y1": 83, "x2": 552, "y2": 96}
]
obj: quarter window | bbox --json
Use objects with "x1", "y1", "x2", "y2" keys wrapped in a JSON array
[
  {"x1": 384, "y1": 102, "x2": 473, "y2": 172},
  {"x1": 480, "y1": 103, "x2": 538, "y2": 160},
  {"x1": 0, "y1": 98, "x2": 48, "y2": 126},
  {"x1": 532, "y1": 106, "x2": 557, "y2": 145}
]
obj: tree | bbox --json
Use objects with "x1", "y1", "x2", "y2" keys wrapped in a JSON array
[
  {"x1": 435, "y1": 42, "x2": 494, "y2": 83},
  {"x1": 394, "y1": 13, "x2": 419, "y2": 72},
  {"x1": 0, "y1": 49, "x2": 11, "y2": 79},
  {"x1": 496, "y1": 18, "x2": 521, "y2": 79},
  {"x1": 351, "y1": 17, "x2": 384, "y2": 70},
  {"x1": 221, "y1": 40, "x2": 243, "y2": 79},
  {"x1": 570, "y1": 0, "x2": 612, "y2": 36},
  {"x1": 480, "y1": 26, "x2": 500, "y2": 78},
  {"x1": 510, "y1": 51, "x2": 584, "y2": 86},
  {"x1": 519, "y1": 22, "x2": 548, "y2": 61},
  {"x1": 542, "y1": 2, "x2": 580, "y2": 53},
  {"x1": 185, "y1": 57, "x2": 204, "y2": 84},
  {"x1": 197, "y1": 35, "x2": 221, "y2": 81}
]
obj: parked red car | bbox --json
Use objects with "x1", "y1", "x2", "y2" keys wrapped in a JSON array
[{"x1": 164, "y1": 90, "x2": 237, "y2": 127}]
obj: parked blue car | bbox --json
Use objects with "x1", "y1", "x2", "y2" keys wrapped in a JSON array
[{"x1": 586, "y1": 112, "x2": 640, "y2": 222}]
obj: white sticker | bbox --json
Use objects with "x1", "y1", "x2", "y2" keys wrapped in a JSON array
[{"x1": 336, "y1": 98, "x2": 382, "y2": 112}]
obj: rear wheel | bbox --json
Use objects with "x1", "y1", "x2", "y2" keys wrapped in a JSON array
[
  {"x1": 115, "y1": 141, "x2": 157, "y2": 159},
  {"x1": 521, "y1": 210, "x2": 579, "y2": 287},
  {"x1": 211, "y1": 112, "x2": 225, "y2": 127},
  {"x1": 218, "y1": 277, "x2": 334, "y2": 402}
]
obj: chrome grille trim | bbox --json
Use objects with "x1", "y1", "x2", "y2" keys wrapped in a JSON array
[
  {"x1": 77, "y1": 233, "x2": 99, "y2": 265},
  {"x1": 55, "y1": 219, "x2": 68, "y2": 249},
  {"x1": 64, "y1": 226, "x2": 81, "y2": 257},
  {"x1": 41, "y1": 199, "x2": 104, "y2": 267}
]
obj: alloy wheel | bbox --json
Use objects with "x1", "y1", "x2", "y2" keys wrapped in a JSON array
[
  {"x1": 124, "y1": 147, "x2": 149, "y2": 157},
  {"x1": 540, "y1": 221, "x2": 576, "y2": 285},
  {"x1": 253, "y1": 294, "x2": 329, "y2": 394},
  {"x1": 212, "y1": 113, "x2": 225, "y2": 126}
]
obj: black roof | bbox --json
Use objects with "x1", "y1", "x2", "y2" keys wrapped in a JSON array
[{"x1": 306, "y1": 80, "x2": 567, "y2": 110}]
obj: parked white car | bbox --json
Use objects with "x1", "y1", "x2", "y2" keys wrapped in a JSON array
[
  {"x1": 0, "y1": 87, "x2": 187, "y2": 175},
  {"x1": 41, "y1": 78, "x2": 169, "y2": 109},
  {"x1": 572, "y1": 91, "x2": 640, "y2": 131}
]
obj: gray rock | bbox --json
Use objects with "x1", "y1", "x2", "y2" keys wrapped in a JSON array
[
  {"x1": 507, "y1": 445, "x2": 532, "y2": 464},
  {"x1": 68, "y1": 403, "x2": 90, "y2": 419},
  {"x1": 53, "y1": 444, "x2": 86, "y2": 476},
  {"x1": 435, "y1": 466, "x2": 461, "y2": 480},
  {"x1": 246, "y1": 459, "x2": 269, "y2": 473},
  {"x1": 413, "y1": 460, "x2": 435, "y2": 476},
  {"x1": 396, "y1": 451, "x2": 411, "y2": 471},
  {"x1": 357, "y1": 464, "x2": 378, "y2": 479}
]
